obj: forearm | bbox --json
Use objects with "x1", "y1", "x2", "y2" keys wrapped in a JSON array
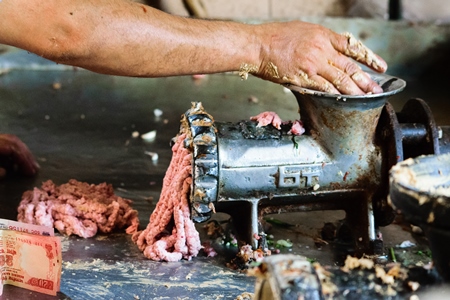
[
  {"x1": 76, "y1": 4, "x2": 262, "y2": 77},
  {"x1": 0, "y1": 0, "x2": 261, "y2": 77},
  {"x1": 0, "y1": 0, "x2": 388, "y2": 95}
]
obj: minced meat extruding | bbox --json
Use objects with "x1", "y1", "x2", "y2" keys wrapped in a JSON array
[
  {"x1": 132, "y1": 132, "x2": 202, "y2": 261},
  {"x1": 17, "y1": 179, "x2": 139, "y2": 238}
]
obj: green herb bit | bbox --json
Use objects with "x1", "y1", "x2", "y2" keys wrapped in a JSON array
[{"x1": 276, "y1": 239, "x2": 293, "y2": 248}]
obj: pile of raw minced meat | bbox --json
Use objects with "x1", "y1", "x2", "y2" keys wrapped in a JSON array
[{"x1": 17, "y1": 179, "x2": 139, "y2": 238}]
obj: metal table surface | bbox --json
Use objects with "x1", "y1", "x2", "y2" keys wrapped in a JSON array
[{"x1": 0, "y1": 51, "x2": 449, "y2": 299}]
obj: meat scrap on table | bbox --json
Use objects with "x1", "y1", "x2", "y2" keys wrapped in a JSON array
[{"x1": 17, "y1": 179, "x2": 139, "y2": 238}]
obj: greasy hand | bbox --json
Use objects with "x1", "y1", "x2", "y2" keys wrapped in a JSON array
[
  {"x1": 254, "y1": 21, "x2": 388, "y2": 95},
  {"x1": 0, "y1": 134, "x2": 39, "y2": 176}
]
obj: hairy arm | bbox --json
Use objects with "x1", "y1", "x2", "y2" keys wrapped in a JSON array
[
  {"x1": 0, "y1": 0, "x2": 387, "y2": 95},
  {"x1": 0, "y1": 0, "x2": 258, "y2": 76}
]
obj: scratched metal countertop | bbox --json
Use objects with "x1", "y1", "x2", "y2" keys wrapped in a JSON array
[{"x1": 0, "y1": 45, "x2": 449, "y2": 299}]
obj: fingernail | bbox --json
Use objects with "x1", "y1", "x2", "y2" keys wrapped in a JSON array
[
  {"x1": 374, "y1": 57, "x2": 388, "y2": 73},
  {"x1": 372, "y1": 85, "x2": 383, "y2": 94}
]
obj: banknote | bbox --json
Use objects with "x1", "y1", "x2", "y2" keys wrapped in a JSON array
[
  {"x1": 0, "y1": 229, "x2": 61, "y2": 296},
  {"x1": 0, "y1": 218, "x2": 54, "y2": 236}
]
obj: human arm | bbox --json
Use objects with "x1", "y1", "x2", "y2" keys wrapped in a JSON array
[
  {"x1": 0, "y1": 0, "x2": 386, "y2": 95},
  {"x1": 0, "y1": 134, "x2": 39, "y2": 177}
]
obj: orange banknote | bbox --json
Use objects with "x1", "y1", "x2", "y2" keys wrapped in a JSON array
[{"x1": 0, "y1": 220, "x2": 61, "y2": 296}]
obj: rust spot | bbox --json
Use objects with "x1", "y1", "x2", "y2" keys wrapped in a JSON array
[
  {"x1": 353, "y1": 171, "x2": 378, "y2": 190},
  {"x1": 343, "y1": 171, "x2": 349, "y2": 181},
  {"x1": 201, "y1": 135, "x2": 212, "y2": 143},
  {"x1": 329, "y1": 182, "x2": 342, "y2": 190}
]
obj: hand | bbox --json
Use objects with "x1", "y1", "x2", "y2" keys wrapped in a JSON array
[
  {"x1": 254, "y1": 21, "x2": 387, "y2": 95},
  {"x1": 0, "y1": 134, "x2": 39, "y2": 177}
]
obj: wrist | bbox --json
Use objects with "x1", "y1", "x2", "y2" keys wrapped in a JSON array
[{"x1": 235, "y1": 23, "x2": 266, "y2": 79}]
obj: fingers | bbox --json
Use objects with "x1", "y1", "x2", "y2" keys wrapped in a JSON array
[
  {"x1": 331, "y1": 32, "x2": 388, "y2": 73},
  {"x1": 288, "y1": 65, "x2": 382, "y2": 96},
  {"x1": 325, "y1": 31, "x2": 386, "y2": 94},
  {"x1": 323, "y1": 58, "x2": 383, "y2": 95},
  {"x1": 289, "y1": 71, "x2": 340, "y2": 94},
  {"x1": 283, "y1": 30, "x2": 386, "y2": 95},
  {"x1": 318, "y1": 67, "x2": 364, "y2": 95},
  {"x1": 257, "y1": 21, "x2": 388, "y2": 95},
  {"x1": 283, "y1": 58, "x2": 384, "y2": 95},
  {"x1": 0, "y1": 134, "x2": 39, "y2": 176}
]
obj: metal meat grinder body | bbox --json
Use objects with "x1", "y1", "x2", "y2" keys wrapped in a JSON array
[{"x1": 181, "y1": 73, "x2": 450, "y2": 255}]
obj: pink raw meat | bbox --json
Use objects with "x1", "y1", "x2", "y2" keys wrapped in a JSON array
[
  {"x1": 132, "y1": 133, "x2": 201, "y2": 261},
  {"x1": 288, "y1": 120, "x2": 305, "y2": 136},
  {"x1": 17, "y1": 180, "x2": 139, "y2": 238},
  {"x1": 251, "y1": 112, "x2": 305, "y2": 136},
  {"x1": 250, "y1": 111, "x2": 282, "y2": 130}
]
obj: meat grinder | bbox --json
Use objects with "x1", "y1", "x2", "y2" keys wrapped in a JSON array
[{"x1": 178, "y1": 72, "x2": 450, "y2": 255}]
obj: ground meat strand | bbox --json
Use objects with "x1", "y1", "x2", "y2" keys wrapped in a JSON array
[
  {"x1": 17, "y1": 179, "x2": 139, "y2": 238},
  {"x1": 132, "y1": 133, "x2": 201, "y2": 261}
]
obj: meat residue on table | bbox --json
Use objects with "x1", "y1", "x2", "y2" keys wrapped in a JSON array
[{"x1": 17, "y1": 179, "x2": 139, "y2": 238}]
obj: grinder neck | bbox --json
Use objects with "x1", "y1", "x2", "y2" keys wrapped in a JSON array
[{"x1": 293, "y1": 93, "x2": 386, "y2": 157}]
